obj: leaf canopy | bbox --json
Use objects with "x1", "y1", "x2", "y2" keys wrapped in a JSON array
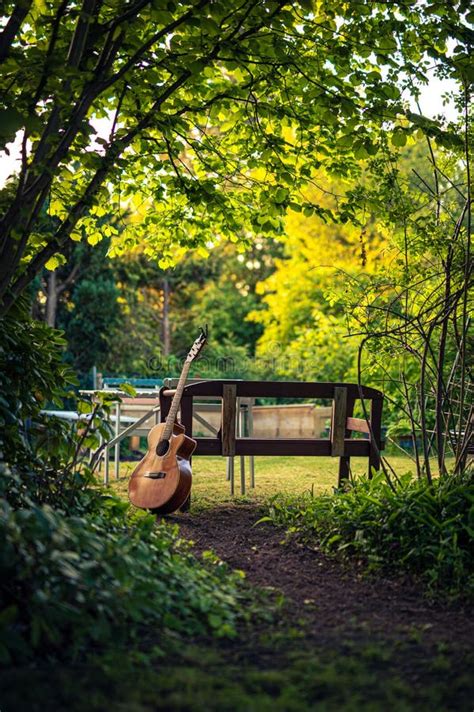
[{"x1": 0, "y1": 0, "x2": 471, "y2": 310}]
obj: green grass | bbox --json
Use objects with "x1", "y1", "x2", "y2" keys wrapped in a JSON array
[
  {"x1": 2, "y1": 634, "x2": 473, "y2": 711},
  {"x1": 111, "y1": 454, "x2": 440, "y2": 510}
]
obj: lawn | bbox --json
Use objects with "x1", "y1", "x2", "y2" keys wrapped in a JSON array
[{"x1": 111, "y1": 453, "x2": 432, "y2": 509}]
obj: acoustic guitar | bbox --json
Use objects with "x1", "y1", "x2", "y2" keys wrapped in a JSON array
[{"x1": 128, "y1": 328, "x2": 207, "y2": 514}]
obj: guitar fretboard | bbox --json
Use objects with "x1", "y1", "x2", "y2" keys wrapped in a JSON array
[{"x1": 161, "y1": 360, "x2": 192, "y2": 441}]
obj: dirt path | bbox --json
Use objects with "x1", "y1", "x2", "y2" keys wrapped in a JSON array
[{"x1": 177, "y1": 504, "x2": 474, "y2": 660}]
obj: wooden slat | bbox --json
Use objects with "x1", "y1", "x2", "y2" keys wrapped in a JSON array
[
  {"x1": 159, "y1": 386, "x2": 171, "y2": 423},
  {"x1": 221, "y1": 384, "x2": 237, "y2": 456},
  {"x1": 346, "y1": 417, "x2": 370, "y2": 434},
  {"x1": 193, "y1": 437, "x2": 370, "y2": 457},
  {"x1": 180, "y1": 395, "x2": 193, "y2": 436},
  {"x1": 331, "y1": 387, "x2": 347, "y2": 457},
  {"x1": 180, "y1": 380, "x2": 383, "y2": 401}
]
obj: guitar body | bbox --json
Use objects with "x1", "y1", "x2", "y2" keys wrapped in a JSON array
[{"x1": 128, "y1": 422, "x2": 196, "y2": 514}]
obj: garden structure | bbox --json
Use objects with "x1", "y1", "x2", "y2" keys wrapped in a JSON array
[{"x1": 160, "y1": 380, "x2": 384, "y2": 491}]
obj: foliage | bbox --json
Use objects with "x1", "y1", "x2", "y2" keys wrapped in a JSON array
[
  {"x1": 83, "y1": 241, "x2": 279, "y2": 379},
  {"x1": 250, "y1": 179, "x2": 387, "y2": 383},
  {"x1": 339, "y1": 126, "x2": 472, "y2": 477},
  {"x1": 0, "y1": 299, "x2": 77, "y2": 466},
  {"x1": 0, "y1": 482, "x2": 252, "y2": 664},
  {"x1": 0, "y1": 300, "x2": 116, "y2": 507},
  {"x1": 1, "y1": 1, "x2": 471, "y2": 314},
  {"x1": 0, "y1": 303, "x2": 260, "y2": 669},
  {"x1": 2, "y1": 633, "x2": 473, "y2": 712},
  {"x1": 53, "y1": 239, "x2": 122, "y2": 377},
  {"x1": 251, "y1": 123, "x2": 472, "y2": 478},
  {"x1": 264, "y1": 471, "x2": 474, "y2": 599}
]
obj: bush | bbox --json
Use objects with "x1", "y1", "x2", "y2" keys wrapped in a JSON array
[
  {"x1": 264, "y1": 471, "x2": 474, "y2": 599},
  {"x1": 0, "y1": 300, "x2": 77, "y2": 466},
  {"x1": 0, "y1": 482, "x2": 251, "y2": 664},
  {"x1": 0, "y1": 302, "x2": 119, "y2": 509}
]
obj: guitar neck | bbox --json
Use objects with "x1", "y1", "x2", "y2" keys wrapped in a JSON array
[{"x1": 162, "y1": 361, "x2": 192, "y2": 440}]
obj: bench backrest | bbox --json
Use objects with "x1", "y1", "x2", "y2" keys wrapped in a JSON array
[{"x1": 159, "y1": 380, "x2": 383, "y2": 477}]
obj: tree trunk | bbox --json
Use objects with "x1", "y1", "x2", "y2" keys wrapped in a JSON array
[
  {"x1": 162, "y1": 277, "x2": 170, "y2": 357},
  {"x1": 46, "y1": 271, "x2": 58, "y2": 327}
]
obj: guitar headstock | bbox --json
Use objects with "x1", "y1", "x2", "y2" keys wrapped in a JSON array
[{"x1": 186, "y1": 325, "x2": 208, "y2": 363}]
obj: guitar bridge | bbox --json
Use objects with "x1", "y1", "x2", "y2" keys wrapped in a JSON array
[{"x1": 144, "y1": 471, "x2": 167, "y2": 479}]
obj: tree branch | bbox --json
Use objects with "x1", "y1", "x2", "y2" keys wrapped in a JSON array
[{"x1": 0, "y1": 2, "x2": 33, "y2": 64}]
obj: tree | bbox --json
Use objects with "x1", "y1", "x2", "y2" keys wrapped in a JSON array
[
  {"x1": 341, "y1": 125, "x2": 473, "y2": 479},
  {"x1": 249, "y1": 177, "x2": 388, "y2": 383},
  {"x1": 0, "y1": 0, "x2": 471, "y2": 315},
  {"x1": 99, "y1": 239, "x2": 280, "y2": 377},
  {"x1": 56, "y1": 240, "x2": 122, "y2": 378}
]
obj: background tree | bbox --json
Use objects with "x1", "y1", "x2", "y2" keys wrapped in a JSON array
[
  {"x1": 342, "y1": 122, "x2": 473, "y2": 478},
  {"x1": 56, "y1": 240, "x2": 122, "y2": 379},
  {"x1": 250, "y1": 178, "x2": 388, "y2": 383},
  {"x1": 98, "y1": 239, "x2": 281, "y2": 378}
]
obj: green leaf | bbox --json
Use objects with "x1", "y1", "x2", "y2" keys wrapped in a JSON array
[
  {"x1": 391, "y1": 129, "x2": 407, "y2": 147},
  {"x1": 45, "y1": 254, "x2": 66, "y2": 271},
  {"x1": 119, "y1": 382, "x2": 137, "y2": 397},
  {"x1": 0, "y1": 108, "x2": 24, "y2": 136},
  {"x1": 274, "y1": 187, "x2": 289, "y2": 204},
  {"x1": 87, "y1": 232, "x2": 103, "y2": 246}
]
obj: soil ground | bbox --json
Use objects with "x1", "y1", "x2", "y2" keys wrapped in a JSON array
[
  {"x1": 176, "y1": 503, "x2": 474, "y2": 650},
  {"x1": 105, "y1": 459, "x2": 473, "y2": 711},
  {"x1": 172, "y1": 503, "x2": 474, "y2": 710}
]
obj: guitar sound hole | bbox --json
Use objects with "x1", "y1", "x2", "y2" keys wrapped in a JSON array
[{"x1": 156, "y1": 439, "x2": 170, "y2": 456}]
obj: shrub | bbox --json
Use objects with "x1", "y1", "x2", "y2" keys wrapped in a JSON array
[
  {"x1": 0, "y1": 301, "x2": 119, "y2": 509},
  {"x1": 0, "y1": 300, "x2": 77, "y2": 466},
  {"x1": 0, "y1": 481, "x2": 251, "y2": 664},
  {"x1": 264, "y1": 471, "x2": 474, "y2": 599}
]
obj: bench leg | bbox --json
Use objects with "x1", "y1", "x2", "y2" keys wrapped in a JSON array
[
  {"x1": 338, "y1": 456, "x2": 351, "y2": 487},
  {"x1": 368, "y1": 451, "x2": 381, "y2": 477},
  {"x1": 337, "y1": 398, "x2": 354, "y2": 487},
  {"x1": 180, "y1": 493, "x2": 191, "y2": 512},
  {"x1": 368, "y1": 398, "x2": 383, "y2": 477}
]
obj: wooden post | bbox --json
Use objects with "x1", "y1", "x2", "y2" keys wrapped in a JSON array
[
  {"x1": 331, "y1": 387, "x2": 347, "y2": 457},
  {"x1": 221, "y1": 384, "x2": 237, "y2": 457},
  {"x1": 114, "y1": 401, "x2": 120, "y2": 479},
  {"x1": 159, "y1": 386, "x2": 171, "y2": 423},
  {"x1": 180, "y1": 394, "x2": 193, "y2": 511},
  {"x1": 368, "y1": 397, "x2": 383, "y2": 477},
  {"x1": 338, "y1": 398, "x2": 354, "y2": 486},
  {"x1": 180, "y1": 394, "x2": 193, "y2": 437}
]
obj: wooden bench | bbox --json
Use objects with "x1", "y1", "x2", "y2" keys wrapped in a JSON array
[{"x1": 159, "y1": 380, "x2": 384, "y2": 487}]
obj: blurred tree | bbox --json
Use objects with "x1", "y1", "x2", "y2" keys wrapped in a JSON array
[
  {"x1": 102, "y1": 238, "x2": 281, "y2": 377},
  {"x1": 43, "y1": 239, "x2": 122, "y2": 379},
  {"x1": 250, "y1": 176, "x2": 388, "y2": 382}
]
